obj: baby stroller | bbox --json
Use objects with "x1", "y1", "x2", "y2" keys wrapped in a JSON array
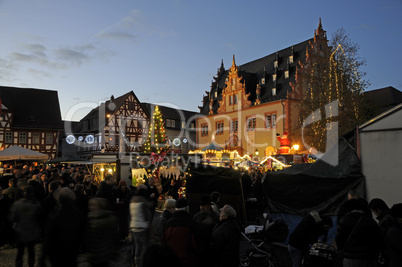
[
  {"x1": 239, "y1": 214, "x2": 289, "y2": 267},
  {"x1": 304, "y1": 242, "x2": 338, "y2": 267}
]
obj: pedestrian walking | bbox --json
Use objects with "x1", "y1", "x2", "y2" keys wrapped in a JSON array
[
  {"x1": 129, "y1": 187, "x2": 152, "y2": 267},
  {"x1": 9, "y1": 186, "x2": 42, "y2": 267}
]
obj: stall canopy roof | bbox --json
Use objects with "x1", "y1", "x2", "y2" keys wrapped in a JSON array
[
  {"x1": 0, "y1": 146, "x2": 48, "y2": 161},
  {"x1": 201, "y1": 141, "x2": 224, "y2": 151},
  {"x1": 263, "y1": 135, "x2": 365, "y2": 215}
]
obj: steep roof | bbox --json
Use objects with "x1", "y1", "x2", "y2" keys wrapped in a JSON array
[
  {"x1": 74, "y1": 91, "x2": 134, "y2": 133},
  {"x1": 0, "y1": 86, "x2": 63, "y2": 129},
  {"x1": 364, "y1": 86, "x2": 402, "y2": 109},
  {"x1": 199, "y1": 38, "x2": 312, "y2": 115},
  {"x1": 141, "y1": 102, "x2": 198, "y2": 122}
]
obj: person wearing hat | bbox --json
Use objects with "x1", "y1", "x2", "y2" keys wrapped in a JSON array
[
  {"x1": 193, "y1": 196, "x2": 220, "y2": 265},
  {"x1": 210, "y1": 204, "x2": 242, "y2": 267},
  {"x1": 162, "y1": 198, "x2": 198, "y2": 267}
]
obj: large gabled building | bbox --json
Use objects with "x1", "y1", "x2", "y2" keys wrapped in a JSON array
[
  {"x1": 0, "y1": 86, "x2": 63, "y2": 159},
  {"x1": 64, "y1": 91, "x2": 149, "y2": 156},
  {"x1": 196, "y1": 19, "x2": 330, "y2": 157}
]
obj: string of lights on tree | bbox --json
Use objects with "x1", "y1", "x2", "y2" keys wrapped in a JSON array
[
  {"x1": 300, "y1": 44, "x2": 367, "y2": 152},
  {"x1": 143, "y1": 105, "x2": 167, "y2": 153}
]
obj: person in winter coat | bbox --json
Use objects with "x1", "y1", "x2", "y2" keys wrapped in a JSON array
[
  {"x1": 162, "y1": 198, "x2": 198, "y2": 267},
  {"x1": 210, "y1": 204, "x2": 242, "y2": 267},
  {"x1": 8, "y1": 186, "x2": 42, "y2": 267},
  {"x1": 45, "y1": 187, "x2": 85, "y2": 267},
  {"x1": 369, "y1": 198, "x2": 402, "y2": 267},
  {"x1": 129, "y1": 187, "x2": 152, "y2": 267},
  {"x1": 288, "y1": 210, "x2": 333, "y2": 267},
  {"x1": 193, "y1": 196, "x2": 219, "y2": 266},
  {"x1": 82, "y1": 198, "x2": 119, "y2": 267},
  {"x1": 154, "y1": 198, "x2": 176, "y2": 243},
  {"x1": 336, "y1": 198, "x2": 382, "y2": 267}
]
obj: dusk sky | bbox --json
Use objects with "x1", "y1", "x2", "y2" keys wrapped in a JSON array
[{"x1": 0, "y1": 0, "x2": 401, "y2": 121}]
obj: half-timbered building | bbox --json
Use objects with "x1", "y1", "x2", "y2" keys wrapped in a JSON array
[
  {"x1": 0, "y1": 86, "x2": 63, "y2": 159},
  {"x1": 67, "y1": 91, "x2": 149, "y2": 156}
]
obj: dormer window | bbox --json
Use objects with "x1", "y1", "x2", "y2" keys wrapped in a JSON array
[
  {"x1": 272, "y1": 88, "x2": 276, "y2": 96},
  {"x1": 273, "y1": 74, "x2": 277, "y2": 81},
  {"x1": 261, "y1": 78, "x2": 265, "y2": 85},
  {"x1": 274, "y1": 60, "x2": 278, "y2": 68},
  {"x1": 285, "y1": 70, "x2": 289, "y2": 79},
  {"x1": 289, "y1": 55, "x2": 294, "y2": 64}
]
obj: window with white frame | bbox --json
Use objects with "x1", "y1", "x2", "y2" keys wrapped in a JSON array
[
  {"x1": 216, "y1": 122, "x2": 224, "y2": 135},
  {"x1": 5, "y1": 132, "x2": 12, "y2": 144},
  {"x1": 266, "y1": 115, "x2": 272, "y2": 128},
  {"x1": 46, "y1": 133, "x2": 53, "y2": 145},
  {"x1": 230, "y1": 120, "x2": 238, "y2": 133},
  {"x1": 166, "y1": 119, "x2": 171, "y2": 127},
  {"x1": 272, "y1": 114, "x2": 277, "y2": 128},
  {"x1": 19, "y1": 132, "x2": 27, "y2": 144},
  {"x1": 201, "y1": 124, "x2": 208, "y2": 136},
  {"x1": 247, "y1": 117, "x2": 256, "y2": 131},
  {"x1": 234, "y1": 95, "x2": 238, "y2": 104},
  {"x1": 32, "y1": 133, "x2": 40, "y2": 144}
]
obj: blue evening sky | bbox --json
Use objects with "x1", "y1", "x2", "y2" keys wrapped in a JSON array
[{"x1": 0, "y1": 0, "x2": 401, "y2": 121}]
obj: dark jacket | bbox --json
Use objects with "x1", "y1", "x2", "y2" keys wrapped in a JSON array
[
  {"x1": 376, "y1": 212, "x2": 402, "y2": 267},
  {"x1": 288, "y1": 211, "x2": 328, "y2": 252},
  {"x1": 210, "y1": 217, "x2": 242, "y2": 267},
  {"x1": 47, "y1": 203, "x2": 85, "y2": 267},
  {"x1": 162, "y1": 210, "x2": 198, "y2": 267},
  {"x1": 96, "y1": 181, "x2": 115, "y2": 204},
  {"x1": 336, "y1": 210, "x2": 382, "y2": 260},
  {"x1": 83, "y1": 209, "x2": 119, "y2": 265},
  {"x1": 155, "y1": 209, "x2": 173, "y2": 242}
]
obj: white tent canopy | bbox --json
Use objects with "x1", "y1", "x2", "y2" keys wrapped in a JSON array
[{"x1": 0, "y1": 145, "x2": 48, "y2": 161}]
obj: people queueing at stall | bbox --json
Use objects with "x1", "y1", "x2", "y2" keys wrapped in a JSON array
[{"x1": 1, "y1": 163, "x2": 402, "y2": 267}]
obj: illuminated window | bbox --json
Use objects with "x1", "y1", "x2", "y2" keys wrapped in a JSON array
[
  {"x1": 285, "y1": 70, "x2": 289, "y2": 78},
  {"x1": 289, "y1": 55, "x2": 294, "y2": 64},
  {"x1": 261, "y1": 78, "x2": 265, "y2": 85},
  {"x1": 272, "y1": 88, "x2": 276, "y2": 96},
  {"x1": 274, "y1": 60, "x2": 278, "y2": 68},
  {"x1": 273, "y1": 74, "x2": 277, "y2": 81}
]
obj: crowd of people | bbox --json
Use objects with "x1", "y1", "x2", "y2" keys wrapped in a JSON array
[
  {"x1": 0, "y1": 163, "x2": 243, "y2": 267},
  {"x1": 287, "y1": 190, "x2": 402, "y2": 267}
]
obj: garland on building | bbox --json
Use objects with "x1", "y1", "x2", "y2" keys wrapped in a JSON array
[{"x1": 142, "y1": 105, "x2": 167, "y2": 153}]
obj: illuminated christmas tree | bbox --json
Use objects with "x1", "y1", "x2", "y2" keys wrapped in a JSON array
[{"x1": 143, "y1": 105, "x2": 167, "y2": 153}]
